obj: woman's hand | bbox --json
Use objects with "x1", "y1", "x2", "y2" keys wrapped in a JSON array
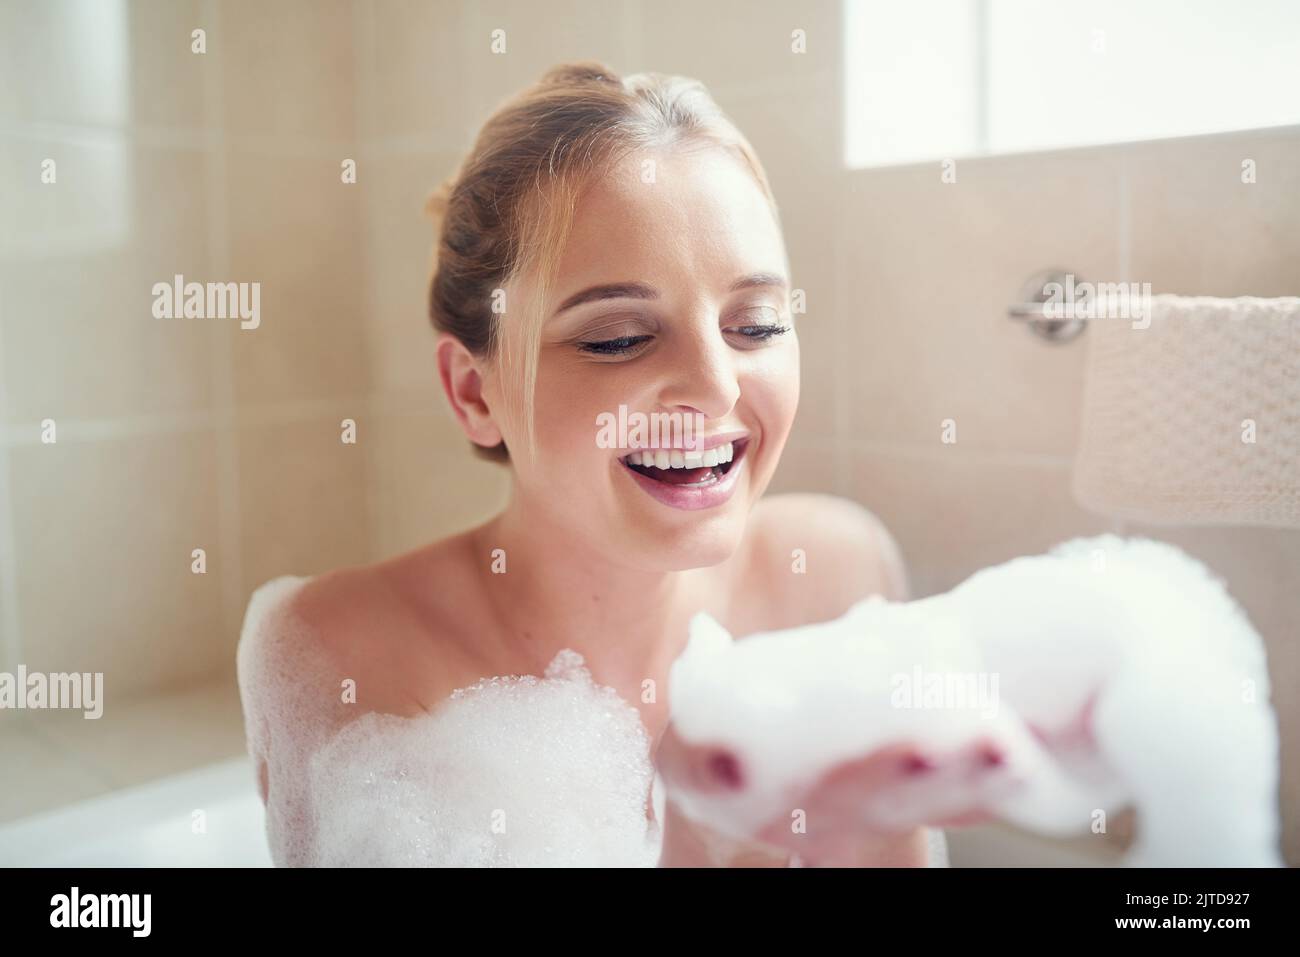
[
  {"x1": 657, "y1": 795, "x2": 793, "y2": 867},
  {"x1": 656, "y1": 722, "x2": 939, "y2": 866},
  {"x1": 657, "y1": 778, "x2": 932, "y2": 867},
  {"x1": 654, "y1": 723, "x2": 792, "y2": 867},
  {"x1": 750, "y1": 746, "x2": 936, "y2": 866}
]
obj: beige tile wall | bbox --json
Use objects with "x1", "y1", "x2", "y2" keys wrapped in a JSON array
[
  {"x1": 1, "y1": 0, "x2": 1294, "y2": 866},
  {"x1": 0, "y1": 0, "x2": 375, "y2": 812}
]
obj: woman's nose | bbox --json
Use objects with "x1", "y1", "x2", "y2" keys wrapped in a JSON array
[{"x1": 656, "y1": 327, "x2": 741, "y2": 420}]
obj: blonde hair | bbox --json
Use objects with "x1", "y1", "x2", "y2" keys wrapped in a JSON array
[{"x1": 427, "y1": 62, "x2": 781, "y2": 464}]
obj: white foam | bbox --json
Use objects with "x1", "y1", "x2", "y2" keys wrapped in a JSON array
[
  {"x1": 236, "y1": 575, "x2": 326, "y2": 867},
  {"x1": 664, "y1": 536, "x2": 1283, "y2": 866},
  {"x1": 236, "y1": 577, "x2": 665, "y2": 868},
  {"x1": 306, "y1": 648, "x2": 663, "y2": 867}
]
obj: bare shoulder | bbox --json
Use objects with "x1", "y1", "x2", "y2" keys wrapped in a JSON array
[
  {"x1": 745, "y1": 493, "x2": 909, "y2": 626},
  {"x1": 238, "y1": 536, "x2": 483, "y2": 728},
  {"x1": 236, "y1": 567, "x2": 396, "y2": 742}
]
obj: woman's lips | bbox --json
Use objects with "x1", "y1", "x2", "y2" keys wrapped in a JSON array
[{"x1": 618, "y1": 438, "x2": 749, "y2": 511}]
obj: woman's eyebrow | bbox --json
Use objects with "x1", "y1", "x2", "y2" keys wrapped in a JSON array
[
  {"x1": 729, "y1": 271, "x2": 788, "y2": 294},
  {"x1": 552, "y1": 281, "x2": 659, "y2": 317},
  {"x1": 550, "y1": 272, "x2": 789, "y2": 319}
]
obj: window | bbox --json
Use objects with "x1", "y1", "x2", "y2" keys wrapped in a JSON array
[{"x1": 844, "y1": 0, "x2": 1300, "y2": 169}]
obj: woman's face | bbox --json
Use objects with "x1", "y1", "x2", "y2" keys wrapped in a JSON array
[{"x1": 488, "y1": 145, "x2": 800, "y2": 571}]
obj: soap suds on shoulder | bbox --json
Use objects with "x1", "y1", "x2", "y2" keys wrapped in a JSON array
[
  {"x1": 307, "y1": 648, "x2": 662, "y2": 866},
  {"x1": 239, "y1": 588, "x2": 661, "y2": 868}
]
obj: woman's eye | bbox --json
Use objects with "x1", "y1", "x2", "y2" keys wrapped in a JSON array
[
  {"x1": 726, "y1": 305, "x2": 792, "y2": 344},
  {"x1": 576, "y1": 334, "x2": 653, "y2": 356},
  {"x1": 731, "y1": 324, "x2": 792, "y2": 342}
]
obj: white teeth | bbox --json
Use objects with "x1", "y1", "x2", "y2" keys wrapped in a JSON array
[{"x1": 624, "y1": 441, "x2": 738, "y2": 470}]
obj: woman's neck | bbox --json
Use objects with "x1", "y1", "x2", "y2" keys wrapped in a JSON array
[{"x1": 466, "y1": 491, "x2": 731, "y2": 694}]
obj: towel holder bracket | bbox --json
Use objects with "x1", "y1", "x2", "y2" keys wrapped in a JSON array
[{"x1": 1008, "y1": 270, "x2": 1088, "y2": 343}]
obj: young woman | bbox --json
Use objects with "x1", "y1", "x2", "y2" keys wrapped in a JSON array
[{"x1": 237, "y1": 62, "x2": 943, "y2": 868}]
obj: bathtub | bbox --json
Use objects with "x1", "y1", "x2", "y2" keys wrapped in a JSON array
[
  {"x1": 0, "y1": 754, "x2": 1118, "y2": 867},
  {"x1": 0, "y1": 756, "x2": 271, "y2": 867}
]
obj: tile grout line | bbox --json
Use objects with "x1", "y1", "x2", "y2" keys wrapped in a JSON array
[
  {"x1": 830, "y1": 177, "x2": 849, "y2": 497},
  {"x1": 0, "y1": 120, "x2": 357, "y2": 158},
  {"x1": 1118, "y1": 152, "x2": 1132, "y2": 280},
  {"x1": 201, "y1": 0, "x2": 244, "y2": 654},
  {"x1": 354, "y1": 0, "x2": 385, "y2": 563},
  {"x1": 788, "y1": 434, "x2": 1076, "y2": 470},
  {"x1": 0, "y1": 392, "x2": 441, "y2": 447},
  {"x1": 0, "y1": 278, "x2": 23, "y2": 670},
  {"x1": 1112, "y1": 153, "x2": 1129, "y2": 537},
  {"x1": 830, "y1": 0, "x2": 849, "y2": 500}
]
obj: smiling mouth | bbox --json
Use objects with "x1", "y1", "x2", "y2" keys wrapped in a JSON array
[{"x1": 619, "y1": 438, "x2": 749, "y2": 487}]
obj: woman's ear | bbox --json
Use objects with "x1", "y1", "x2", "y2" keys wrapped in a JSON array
[{"x1": 436, "y1": 333, "x2": 503, "y2": 450}]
